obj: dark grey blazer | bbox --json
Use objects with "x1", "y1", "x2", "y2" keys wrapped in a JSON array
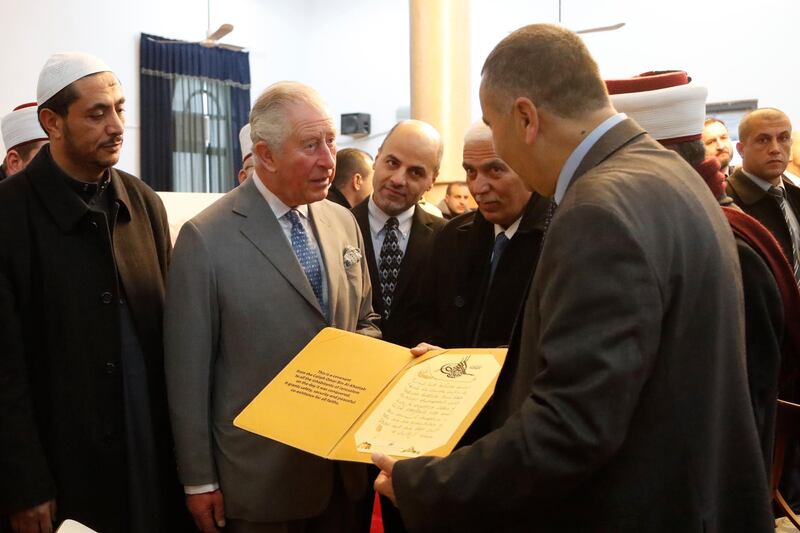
[
  {"x1": 391, "y1": 119, "x2": 773, "y2": 532},
  {"x1": 164, "y1": 178, "x2": 380, "y2": 523}
]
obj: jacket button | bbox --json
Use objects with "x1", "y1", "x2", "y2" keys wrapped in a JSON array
[
  {"x1": 454, "y1": 296, "x2": 466, "y2": 308},
  {"x1": 105, "y1": 362, "x2": 116, "y2": 374},
  {"x1": 100, "y1": 291, "x2": 113, "y2": 304},
  {"x1": 90, "y1": 220, "x2": 98, "y2": 229}
]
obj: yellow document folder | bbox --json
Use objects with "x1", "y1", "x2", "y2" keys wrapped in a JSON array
[{"x1": 234, "y1": 327, "x2": 507, "y2": 463}]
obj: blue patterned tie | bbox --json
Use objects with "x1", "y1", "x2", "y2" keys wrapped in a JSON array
[
  {"x1": 379, "y1": 217, "x2": 403, "y2": 319},
  {"x1": 285, "y1": 209, "x2": 325, "y2": 311}
]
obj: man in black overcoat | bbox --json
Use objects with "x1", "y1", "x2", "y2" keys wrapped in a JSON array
[{"x1": 0, "y1": 53, "x2": 188, "y2": 533}]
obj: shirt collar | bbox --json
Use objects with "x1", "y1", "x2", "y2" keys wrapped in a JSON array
[
  {"x1": 554, "y1": 113, "x2": 627, "y2": 205},
  {"x1": 368, "y1": 195, "x2": 415, "y2": 238},
  {"x1": 494, "y1": 214, "x2": 522, "y2": 240},
  {"x1": 784, "y1": 170, "x2": 800, "y2": 188},
  {"x1": 740, "y1": 168, "x2": 777, "y2": 193},
  {"x1": 252, "y1": 169, "x2": 309, "y2": 220}
]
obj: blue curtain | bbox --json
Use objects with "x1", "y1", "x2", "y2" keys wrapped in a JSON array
[{"x1": 140, "y1": 33, "x2": 250, "y2": 191}]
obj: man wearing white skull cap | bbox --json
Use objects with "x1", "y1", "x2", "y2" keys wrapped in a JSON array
[
  {"x1": 0, "y1": 52, "x2": 189, "y2": 533},
  {"x1": 0, "y1": 103, "x2": 48, "y2": 181},
  {"x1": 238, "y1": 123, "x2": 254, "y2": 184}
]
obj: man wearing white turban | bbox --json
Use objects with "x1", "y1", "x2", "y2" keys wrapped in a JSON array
[{"x1": 0, "y1": 103, "x2": 48, "y2": 180}]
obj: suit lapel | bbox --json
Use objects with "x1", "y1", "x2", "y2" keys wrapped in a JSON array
[
  {"x1": 353, "y1": 199, "x2": 383, "y2": 316},
  {"x1": 309, "y1": 202, "x2": 340, "y2": 318},
  {"x1": 236, "y1": 180, "x2": 324, "y2": 317},
  {"x1": 727, "y1": 169, "x2": 769, "y2": 206}
]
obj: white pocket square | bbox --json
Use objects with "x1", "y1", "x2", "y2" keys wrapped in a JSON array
[{"x1": 343, "y1": 246, "x2": 362, "y2": 268}]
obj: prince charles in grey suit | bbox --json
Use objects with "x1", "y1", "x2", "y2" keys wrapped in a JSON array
[{"x1": 164, "y1": 82, "x2": 380, "y2": 533}]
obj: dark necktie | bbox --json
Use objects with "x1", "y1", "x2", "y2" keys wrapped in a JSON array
[
  {"x1": 489, "y1": 231, "x2": 510, "y2": 282},
  {"x1": 767, "y1": 185, "x2": 800, "y2": 284},
  {"x1": 379, "y1": 217, "x2": 403, "y2": 319},
  {"x1": 285, "y1": 209, "x2": 325, "y2": 312},
  {"x1": 471, "y1": 231, "x2": 511, "y2": 345}
]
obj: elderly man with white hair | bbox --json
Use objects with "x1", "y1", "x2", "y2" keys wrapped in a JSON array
[
  {"x1": 164, "y1": 80, "x2": 380, "y2": 533},
  {"x1": 425, "y1": 122, "x2": 549, "y2": 351}
]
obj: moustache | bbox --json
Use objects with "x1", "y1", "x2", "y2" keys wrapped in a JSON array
[{"x1": 101, "y1": 136, "x2": 123, "y2": 147}]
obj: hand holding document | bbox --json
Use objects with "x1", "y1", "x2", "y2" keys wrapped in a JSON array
[{"x1": 234, "y1": 328, "x2": 506, "y2": 462}]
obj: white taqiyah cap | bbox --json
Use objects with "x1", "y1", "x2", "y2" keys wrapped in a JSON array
[
  {"x1": 37, "y1": 52, "x2": 112, "y2": 105},
  {"x1": 606, "y1": 71, "x2": 708, "y2": 144},
  {"x1": 1, "y1": 103, "x2": 47, "y2": 150},
  {"x1": 239, "y1": 123, "x2": 253, "y2": 162}
]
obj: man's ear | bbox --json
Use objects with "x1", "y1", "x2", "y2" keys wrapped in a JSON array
[
  {"x1": 429, "y1": 170, "x2": 439, "y2": 189},
  {"x1": 253, "y1": 141, "x2": 278, "y2": 173},
  {"x1": 352, "y1": 172, "x2": 363, "y2": 191},
  {"x1": 513, "y1": 97, "x2": 539, "y2": 146},
  {"x1": 5, "y1": 150, "x2": 23, "y2": 174},
  {"x1": 736, "y1": 141, "x2": 744, "y2": 158},
  {"x1": 39, "y1": 109, "x2": 63, "y2": 140}
]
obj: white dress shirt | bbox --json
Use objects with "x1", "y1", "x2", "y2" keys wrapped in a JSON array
[{"x1": 367, "y1": 196, "x2": 415, "y2": 266}]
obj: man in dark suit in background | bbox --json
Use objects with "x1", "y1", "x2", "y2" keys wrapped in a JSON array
[
  {"x1": 426, "y1": 121, "x2": 547, "y2": 349},
  {"x1": 727, "y1": 108, "x2": 800, "y2": 283},
  {"x1": 352, "y1": 120, "x2": 445, "y2": 348},
  {"x1": 327, "y1": 147, "x2": 374, "y2": 209},
  {"x1": 702, "y1": 117, "x2": 736, "y2": 176},
  {"x1": 352, "y1": 120, "x2": 444, "y2": 533},
  {"x1": 373, "y1": 23, "x2": 772, "y2": 532}
]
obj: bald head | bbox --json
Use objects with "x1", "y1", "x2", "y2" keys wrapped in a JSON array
[
  {"x1": 372, "y1": 120, "x2": 443, "y2": 215},
  {"x1": 379, "y1": 120, "x2": 443, "y2": 173},
  {"x1": 739, "y1": 108, "x2": 790, "y2": 143}
]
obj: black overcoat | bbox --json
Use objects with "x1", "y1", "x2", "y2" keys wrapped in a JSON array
[{"x1": 0, "y1": 147, "x2": 184, "y2": 532}]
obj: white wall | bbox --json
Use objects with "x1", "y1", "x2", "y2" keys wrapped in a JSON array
[
  {"x1": 470, "y1": 0, "x2": 800, "y2": 130},
  {"x1": 3, "y1": 0, "x2": 799, "y2": 181},
  {"x1": 296, "y1": 0, "x2": 410, "y2": 157},
  {"x1": 0, "y1": 0, "x2": 308, "y2": 176}
]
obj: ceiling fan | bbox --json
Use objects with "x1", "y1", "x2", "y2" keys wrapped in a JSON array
[
  {"x1": 559, "y1": 0, "x2": 626, "y2": 35},
  {"x1": 201, "y1": 23, "x2": 244, "y2": 50},
  {"x1": 147, "y1": 23, "x2": 245, "y2": 51}
]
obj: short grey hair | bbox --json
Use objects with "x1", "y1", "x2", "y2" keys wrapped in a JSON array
[
  {"x1": 481, "y1": 24, "x2": 609, "y2": 119},
  {"x1": 463, "y1": 121, "x2": 493, "y2": 146},
  {"x1": 249, "y1": 81, "x2": 329, "y2": 151}
]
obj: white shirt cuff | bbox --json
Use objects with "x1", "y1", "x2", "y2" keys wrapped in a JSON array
[{"x1": 184, "y1": 483, "x2": 220, "y2": 495}]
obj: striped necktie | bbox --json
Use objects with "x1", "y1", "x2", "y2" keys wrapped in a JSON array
[{"x1": 767, "y1": 185, "x2": 800, "y2": 285}]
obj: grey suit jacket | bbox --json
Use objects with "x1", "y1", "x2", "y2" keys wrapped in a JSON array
[
  {"x1": 164, "y1": 178, "x2": 380, "y2": 523},
  {"x1": 392, "y1": 119, "x2": 773, "y2": 532}
]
